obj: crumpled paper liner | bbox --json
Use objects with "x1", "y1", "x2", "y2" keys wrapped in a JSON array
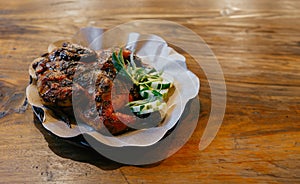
[{"x1": 26, "y1": 27, "x2": 200, "y2": 147}]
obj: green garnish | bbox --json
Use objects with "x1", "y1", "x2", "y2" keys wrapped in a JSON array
[{"x1": 112, "y1": 48, "x2": 173, "y2": 115}]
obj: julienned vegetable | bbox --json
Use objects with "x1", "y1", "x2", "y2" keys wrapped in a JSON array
[{"x1": 112, "y1": 48, "x2": 173, "y2": 115}]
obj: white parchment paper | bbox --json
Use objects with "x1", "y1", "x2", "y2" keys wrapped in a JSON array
[{"x1": 26, "y1": 27, "x2": 200, "y2": 147}]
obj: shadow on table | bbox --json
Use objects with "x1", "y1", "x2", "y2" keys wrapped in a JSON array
[
  {"x1": 33, "y1": 115, "x2": 162, "y2": 170},
  {"x1": 33, "y1": 96, "x2": 200, "y2": 170}
]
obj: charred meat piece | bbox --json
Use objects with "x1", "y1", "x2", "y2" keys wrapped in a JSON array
[
  {"x1": 32, "y1": 43, "x2": 160, "y2": 135},
  {"x1": 76, "y1": 52, "x2": 142, "y2": 135},
  {"x1": 32, "y1": 42, "x2": 98, "y2": 106}
]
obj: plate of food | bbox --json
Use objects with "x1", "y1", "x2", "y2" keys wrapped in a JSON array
[{"x1": 26, "y1": 27, "x2": 200, "y2": 147}]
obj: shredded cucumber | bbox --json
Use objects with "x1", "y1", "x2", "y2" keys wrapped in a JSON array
[
  {"x1": 149, "y1": 80, "x2": 172, "y2": 89},
  {"x1": 112, "y1": 48, "x2": 173, "y2": 115},
  {"x1": 130, "y1": 99, "x2": 167, "y2": 114},
  {"x1": 129, "y1": 76, "x2": 173, "y2": 114},
  {"x1": 140, "y1": 86, "x2": 169, "y2": 99}
]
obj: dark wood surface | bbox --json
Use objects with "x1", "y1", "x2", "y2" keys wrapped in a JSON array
[{"x1": 0, "y1": 0, "x2": 299, "y2": 183}]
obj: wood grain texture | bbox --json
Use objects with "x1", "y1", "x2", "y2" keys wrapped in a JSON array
[{"x1": 0, "y1": 0, "x2": 299, "y2": 183}]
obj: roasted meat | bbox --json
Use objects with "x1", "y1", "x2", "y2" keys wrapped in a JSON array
[
  {"x1": 32, "y1": 42, "x2": 98, "y2": 106},
  {"x1": 32, "y1": 42, "x2": 160, "y2": 135}
]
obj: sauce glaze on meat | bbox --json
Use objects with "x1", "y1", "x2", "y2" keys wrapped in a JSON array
[{"x1": 32, "y1": 42, "x2": 160, "y2": 135}]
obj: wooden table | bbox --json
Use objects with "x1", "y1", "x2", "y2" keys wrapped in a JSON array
[{"x1": 0, "y1": 0, "x2": 299, "y2": 183}]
